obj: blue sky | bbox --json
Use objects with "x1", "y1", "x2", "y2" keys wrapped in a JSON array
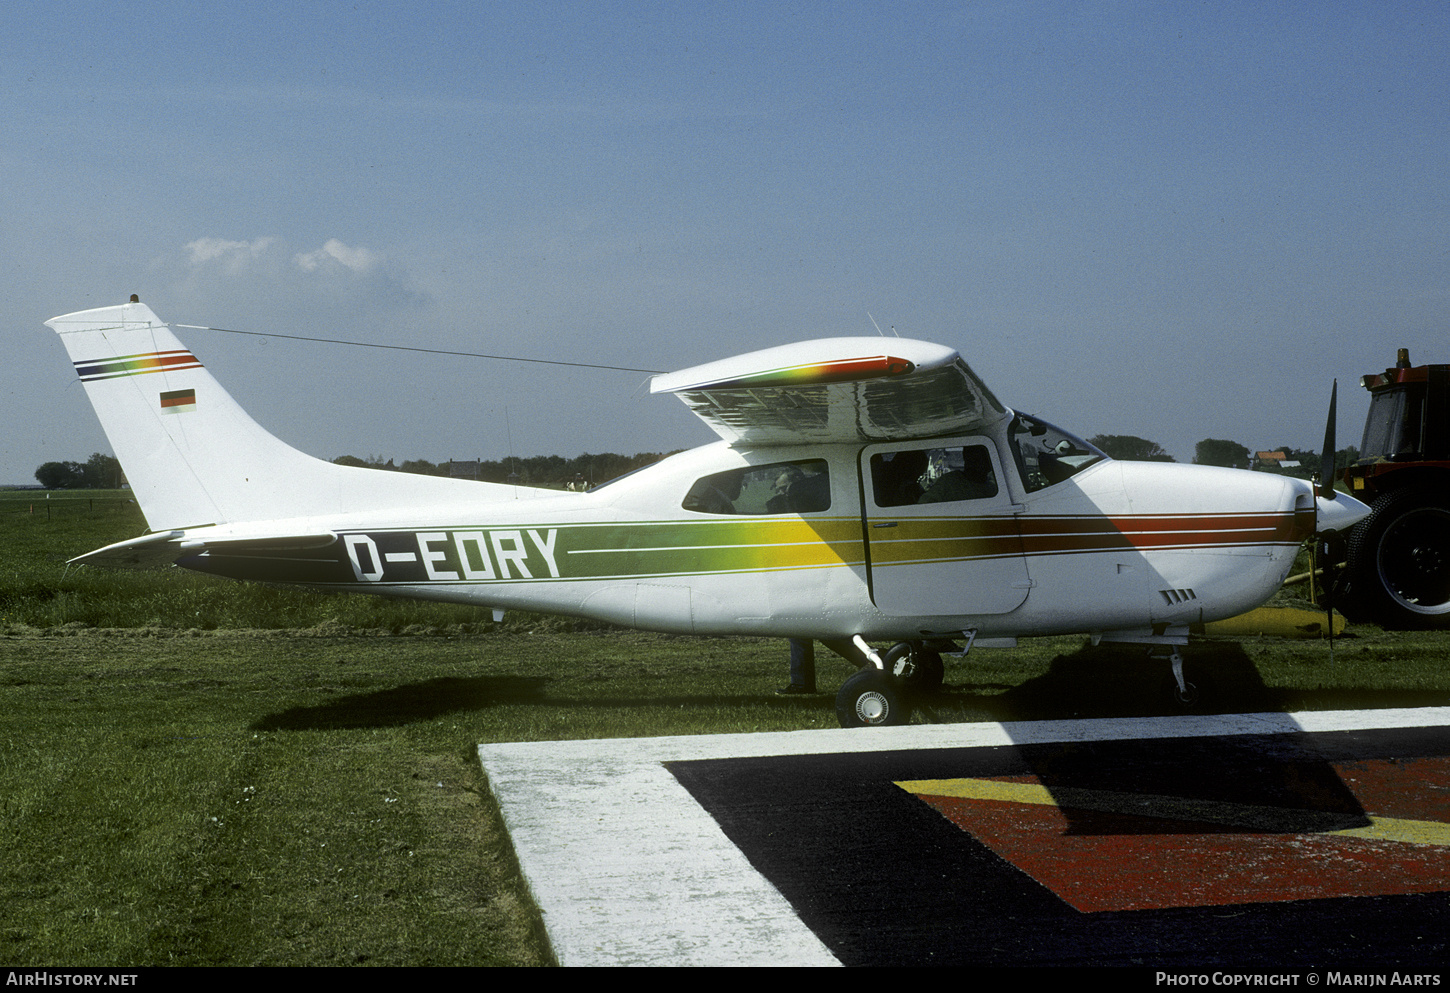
[{"x1": 5, "y1": 1, "x2": 1448, "y2": 484}]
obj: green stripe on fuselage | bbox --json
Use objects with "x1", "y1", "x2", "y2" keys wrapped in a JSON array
[{"x1": 182, "y1": 516, "x2": 868, "y2": 586}]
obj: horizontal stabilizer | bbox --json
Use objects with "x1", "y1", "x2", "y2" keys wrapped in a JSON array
[
  {"x1": 69, "y1": 530, "x2": 340, "y2": 570},
  {"x1": 67, "y1": 531, "x2": 189, "y2": 569}
]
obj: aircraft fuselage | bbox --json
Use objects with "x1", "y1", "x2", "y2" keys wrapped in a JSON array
[{"x1": 176, "y1": 432, "x2": 1316, "y2": 644}]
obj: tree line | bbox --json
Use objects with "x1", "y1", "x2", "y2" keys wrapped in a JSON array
[
  {"x1": 329, "y1": 451, "x2": 676, "y2": 488},
  {"x1": 34, "y1": 453, "x2": 123, "y2": 490},
  {"x1": 34, "y1": 449, "x2": 671, "y2": 491},
  {"x1": 35, "y1": 439, "x2": 1360, "y2": 490},
  {"x1": 1088, "y1": 435, "x2": 1360, "y2": 476}
]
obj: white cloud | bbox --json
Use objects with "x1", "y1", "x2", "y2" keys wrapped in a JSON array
[
  {"x1": 294, "y1": 238, "x2": 380, "y2": 273},
  {"x1": 165, "y1": 235, "x2": 420, "y2": 332},
  {"x1": 181, "y1": 236, "x2": 381, "y2": 277},
  {"x1": 185, "y1": 237, "x2": 275, "y2": 266}
]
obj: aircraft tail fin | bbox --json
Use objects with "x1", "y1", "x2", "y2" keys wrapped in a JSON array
[{"x1": 46, "y1": 300, "x2": 530, "y2": 532}]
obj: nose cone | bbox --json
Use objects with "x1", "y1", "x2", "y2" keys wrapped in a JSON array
[{"x1": 1317, "y1": 490, "x2": 1371, "y2": 534}]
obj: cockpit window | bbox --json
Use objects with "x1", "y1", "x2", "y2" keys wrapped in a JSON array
[
  {"x1": 1010, "y1": 414, "x2": 1107, "y2": 492},
  {"x1": 682, "y1": 459, "x2": 830, "y2": 515}
]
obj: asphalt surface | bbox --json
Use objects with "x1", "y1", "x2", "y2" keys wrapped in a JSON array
[{"x1": 478, "y1": 708, "x2": 1450, "y2": 968}]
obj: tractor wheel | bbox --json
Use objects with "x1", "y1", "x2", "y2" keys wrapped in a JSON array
[{"x1": 1344, "y1": 487, "x2": 1450, "y2": 628}]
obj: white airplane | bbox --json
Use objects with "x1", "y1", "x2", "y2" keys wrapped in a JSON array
[{"x1": 45, "y1": 298, "x2": 1371, "y2": 727}]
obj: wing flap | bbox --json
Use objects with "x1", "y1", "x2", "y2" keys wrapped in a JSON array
[{"x1": 651, "y1": 337, "x2": 1006, "y2": 445}]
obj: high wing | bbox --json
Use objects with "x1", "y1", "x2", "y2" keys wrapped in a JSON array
[{"x1": 650, "y1": 337, "x2": 1007, "y2": 446}]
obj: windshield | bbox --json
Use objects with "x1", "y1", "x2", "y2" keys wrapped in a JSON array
[
  {"x1": 1010, "y1": 414, "x2": 1107, "y2": 492},
  {"x1": 1360, "y1": 387, "x2": 1421, "y2": 459}
]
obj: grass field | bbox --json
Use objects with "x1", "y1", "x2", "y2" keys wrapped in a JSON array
[{"x1": 3, "y1": 488, "x2": 1449, "y2": 965}]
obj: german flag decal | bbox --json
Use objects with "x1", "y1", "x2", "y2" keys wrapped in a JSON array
[{"x1": 160, "y1": 388, "x2": 196, "y2": 414}]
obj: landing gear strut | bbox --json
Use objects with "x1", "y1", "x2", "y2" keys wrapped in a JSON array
[
  {"x1": 834, "y1": 638, "x2": 957, "y2": 727},
  {"x1": 1155, "y1": 646, "x2": 1200, "y2": 707}
]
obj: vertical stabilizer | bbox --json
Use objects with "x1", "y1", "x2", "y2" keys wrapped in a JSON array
[{"x1": 46, "y1": 300, "x2": 530, "y2": 531}]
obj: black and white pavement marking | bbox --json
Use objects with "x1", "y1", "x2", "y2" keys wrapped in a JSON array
[{"x1": 478, "y1": 708, "x2": 1450, "y2": 967}]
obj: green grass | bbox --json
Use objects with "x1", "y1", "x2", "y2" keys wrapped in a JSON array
[
  {"x1": 0, "y1": 630, "x2": 821, "y2": 966},
  {"x1": 3, "y1": 487, "x2": 1450, "y2": 965},
  {"x1": 0, "y1": 634, "x2": 543, "y2": 966}
]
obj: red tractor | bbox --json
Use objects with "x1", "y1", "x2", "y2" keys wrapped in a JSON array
[{"x1": 1336, "y1": 349, "x2": 1450, "y2": 627}]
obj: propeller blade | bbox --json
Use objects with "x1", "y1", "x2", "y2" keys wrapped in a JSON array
[
  {"x1": 1312, "y1": 378, "x2": 1370, "y2": 534},
  {"x1": 1319, "y1": 380, "x2": 1338, "y2": 658},
  {"x1": 1320, "y1": 379, "x2": 1338, "y2": 501},
  {"x1": 1309, "y1": 379, "x2": 1368, "y2": 535}
]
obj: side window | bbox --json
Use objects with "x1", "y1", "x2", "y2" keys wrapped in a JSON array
[
  {"x1": 682, "y1": 459, "x2": 830, "y2": 515},
  {"x1": 870, "y1": 445, "x2": 998, "y2": 507}
]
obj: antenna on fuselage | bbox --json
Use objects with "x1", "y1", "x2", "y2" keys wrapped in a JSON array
[{"x1": 866, "y1": 312, "x2": 899, "y2": 337}]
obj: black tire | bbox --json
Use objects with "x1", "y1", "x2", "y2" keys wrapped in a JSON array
[
  {"x1": 1345, "y1": 487, "x2": 1450, "y2": 628},
  {"x1": 1159, "y1": 672, "x2": 1202, "y2": 709},
  {"x1": 835, "y1": 668, "x2": 911, "y2": 728},
  {"x1": 884, "y1": 642, "x2": 946, "y2": 696}
]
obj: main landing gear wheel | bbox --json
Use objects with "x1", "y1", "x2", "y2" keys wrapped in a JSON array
[
  {"x1": 884, "y1": 642, "x2": 945, "y2": 695},
  {"x1": 835, "y1": 668, "x2": 911, "y2": 728},
  {"x1": 1345, "y1": 488, "x2": 1450, "y2": 628}
]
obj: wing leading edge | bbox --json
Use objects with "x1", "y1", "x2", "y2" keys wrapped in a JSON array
[{"x1": 650, "y1": 337, "x2": 1006, "y2": 446}]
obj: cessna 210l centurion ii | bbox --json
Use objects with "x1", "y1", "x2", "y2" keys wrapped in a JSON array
[{"x1": 46, "y1": 299, "x2": 1370, "y2": 727}]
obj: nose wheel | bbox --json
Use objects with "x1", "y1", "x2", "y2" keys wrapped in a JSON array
[{"x1": 1156, "y1": 647, "x2": 1200, "y2": 708}]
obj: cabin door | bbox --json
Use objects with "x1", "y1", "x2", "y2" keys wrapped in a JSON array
[{"x1": 859, "y1": 437, "x2": 1031, "y2": 617}]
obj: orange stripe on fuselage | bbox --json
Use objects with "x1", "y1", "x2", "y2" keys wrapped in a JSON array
[
  {"x1": 869, "y1": 512, "x2": 1307, "y2": 569},
  {"x1": 1017, "y1": 513, "x2": 1305, "y2": 557}
]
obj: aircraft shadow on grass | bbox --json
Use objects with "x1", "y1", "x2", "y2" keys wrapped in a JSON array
[
  {"x1": 248, "y1": 638, "x2": 1450, "y2": 734},
  {"x1": 918, "y1": 640, "x2": 1450, "y2": 723},
  {"x1": 245, "y1": 641, "x2": 1450, "y2": 845},
  {"x1": 904, "y1": 640, "x2": 1450, "y2": 838},
  {"x1": 922, "y1": 641, "x2": 1283, "y2": 723},
  {"x1": 250, "y1": 675, "x2": 551, "y2": 731}
]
